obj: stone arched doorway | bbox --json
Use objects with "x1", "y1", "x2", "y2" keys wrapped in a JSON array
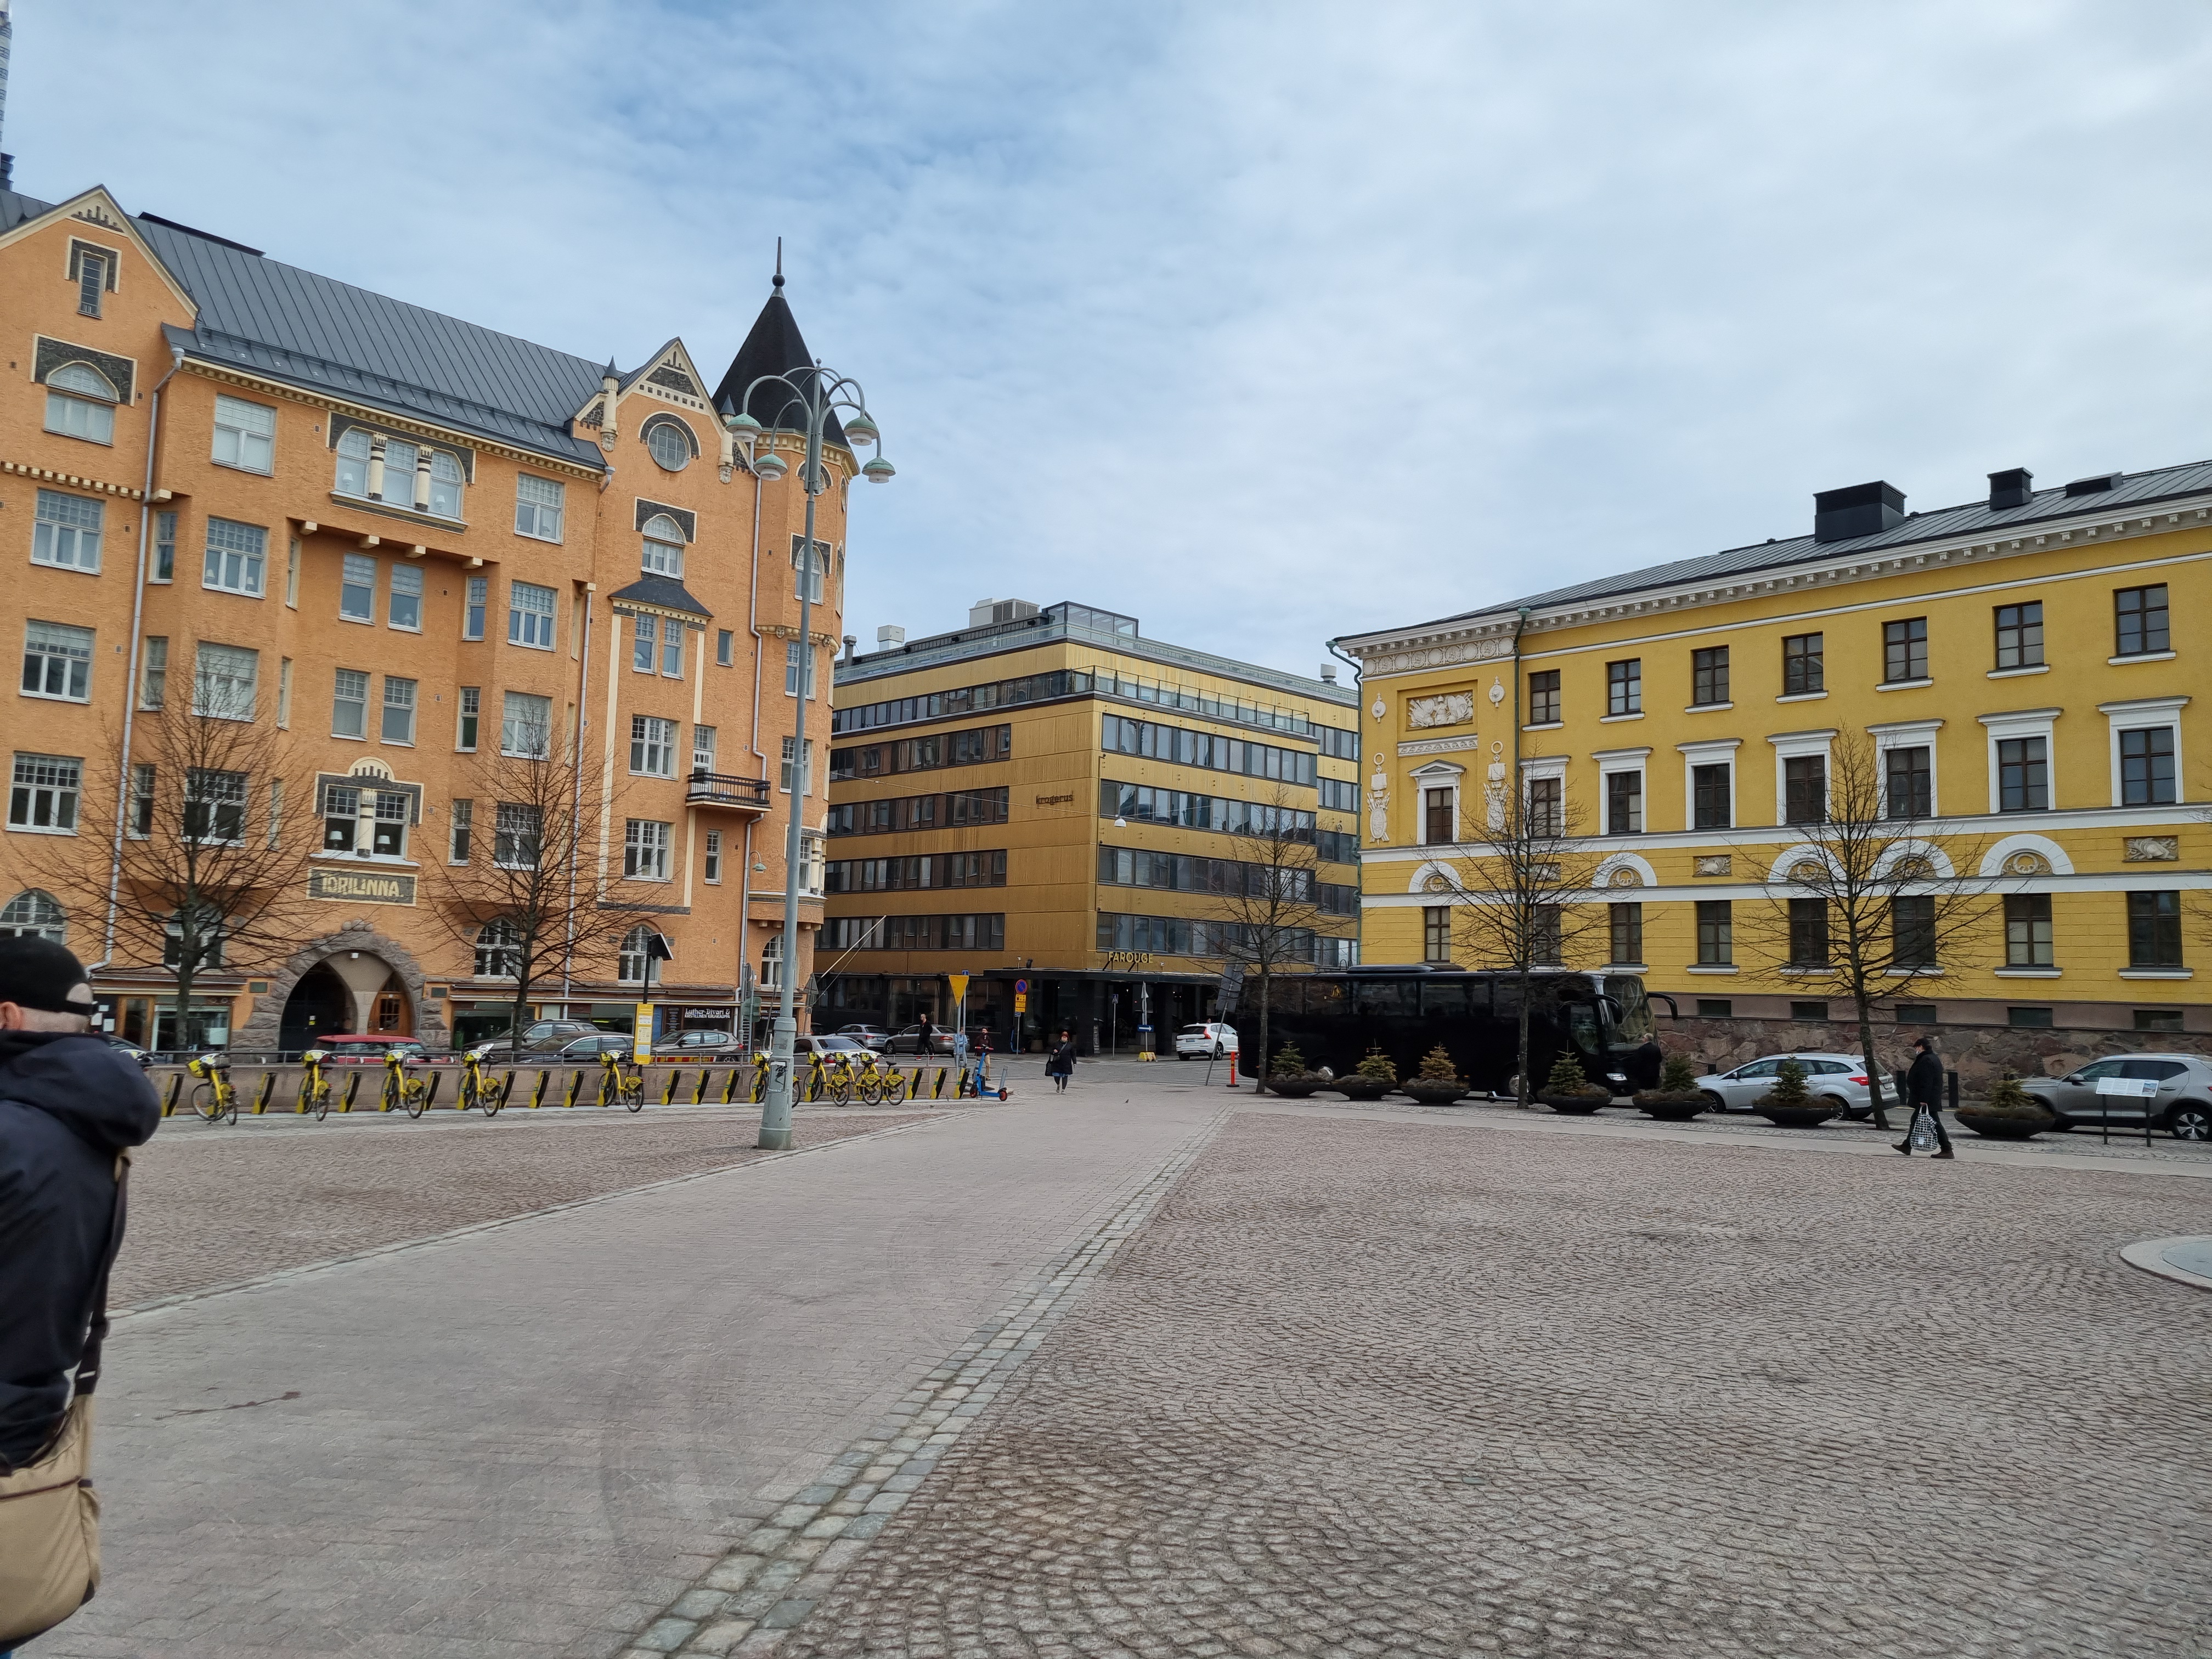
[
  {"x1": 279, "y1": 963, "x2": 352, "y2": 1049},
  {"x1": 236, "y1": 918, "x2": 447, "y2": 1052}
]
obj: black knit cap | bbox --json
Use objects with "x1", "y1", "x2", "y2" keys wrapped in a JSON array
[{"x1": 0, "y1": 935, "x2": 96, "y2": 1016}]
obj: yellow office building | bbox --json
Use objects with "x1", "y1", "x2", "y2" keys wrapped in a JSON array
[
  {"x1": 1336, "y1": 465, "x2": 2212, "y2": 1036},
  {"x1": 822, "y1": 600, "x2": 1361, "y2": 1051}
]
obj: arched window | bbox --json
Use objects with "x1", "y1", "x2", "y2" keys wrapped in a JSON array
[
  {"x1": 759, "y1": 932, "x2": 784, "y2": 991},
  {"x1": 641, "y1": 513, "x2": 685, "y2": 578},
  {"x1": 0, "y1": 889, "x2": 65, "y2": 943},
  {"x1": 45, "y1": 362, "x2": 117, "y2": 444},
  {"x1": 335, "y1": 426, "x2": 373, "y2": 496},
  {"x1": 618, "y1": 924, "x2": 654, "y2": 984},
  {"x1": 473, "y1": 918, "x2": 521, "y2": 979},
  {"x1": 643, "y1": 416, "x2": 695, "y2": 472},
  {"x1": 428, "y1": 449, "x2": 465, "y2": 518}
]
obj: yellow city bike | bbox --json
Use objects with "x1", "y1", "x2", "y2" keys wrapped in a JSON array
[
  {"x1": 297, "y1": 1049, "x2": 334, "y2": 1120},
  {"x1": 458, "y1": 1052, "x2": 509, "y2": 1116},
  {"x1": 379, "y1": 1049, "x2": 431, "y2": 1118},
  {"x1": 857, "y1": 1052, "x2": 909, "y2": 1104},
  {"x1": 184, "y1": 1053, "x2": 239, "y2": 1125},
  {"x1": 598, "y1": 1048, "x2": 646, "y2": 1111}
]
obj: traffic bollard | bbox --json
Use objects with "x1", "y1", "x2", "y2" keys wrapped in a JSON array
[
  {"x1": 251, "y1": 1073, "x2": 274, "y2": 1115},
  {"x1": 341, "y1": 1072, "x2": 362, "y2": 1113},
  {"x1": 161, "y1": 1073, "x2": 182, "y2": 1118}
]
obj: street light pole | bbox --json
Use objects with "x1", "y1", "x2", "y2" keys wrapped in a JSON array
[{"x1": 726, "y1": 366, "x2": 892, "y2": 1150}]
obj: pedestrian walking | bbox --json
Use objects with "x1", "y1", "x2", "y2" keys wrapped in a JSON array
[
  {"x1": 1895, "y1": 1036, "x2": 1955, "y2": 1159},
  {"x1": 916, "y1": 1013, "x2": 936, "y2": 1056},
  {"x1": 1626, "y1": 1036, "x2": 1663, "y2": 1094},
  {"x1": 1047, "y1": 1030, "x2": 1077, "y2": 1093},
  {"x1": 0, "y1": 937, "x2": 160, "y2": 1650}
]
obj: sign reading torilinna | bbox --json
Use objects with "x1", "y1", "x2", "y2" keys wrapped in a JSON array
[{"x1": 308, "y1": 870, "x2": 417, "y2": 905}]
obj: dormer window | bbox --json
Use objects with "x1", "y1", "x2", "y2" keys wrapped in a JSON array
[
  {"x1": 641, "y1": 513, "x2": 685, "y2": 578},
  {"x1": 334, "y1": 425, "x2": 466, "y2": 518},
  {"x1": 71, "y1": 247, "x2": 114, "y2": 318},
  {"x1": 642, "y1": 414, "x2": 696, "y2": 473},
  {"x1": 44, "y1": 362, "x2": 117, "y2": 444}
]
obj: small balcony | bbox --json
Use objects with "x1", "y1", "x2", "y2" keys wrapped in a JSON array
[{"x1": 685, "y1": 770, "x2": 774, "y2": 812}]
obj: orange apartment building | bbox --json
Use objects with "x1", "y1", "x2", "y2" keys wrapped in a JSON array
[{"x1": 0, "y1": 179, "x2": 863, "y2": 1051}]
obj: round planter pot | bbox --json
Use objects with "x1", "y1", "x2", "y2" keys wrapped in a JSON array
[
  {"x1": 1401, "y1": 1080, "x2": 1470, "y2": 1105},
  {"x1": 1328, "y1": 1078, "x2": 1397, "y2": 1101},
  {"x1": 1263, "y1": 1075, "x2": 1325, "y2": 1098},
  {"x1": 1541, "y1": 1091, "x2": 1610, "y2": 1115},
  {"x1": 1756, "y1": 1099, "x2": 1838, "y2": 1128},
  {"x1": 1634, "y1": 1091, "x2": 1708, "y2": 1121},
  {"x1": 1957, "y1": 1107, "x2": 2052, "y2": 1141}
]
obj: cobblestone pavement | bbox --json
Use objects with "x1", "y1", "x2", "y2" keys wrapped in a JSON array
[
  {"x1": 122, "y1": 1105, "x2": 934, "y2": 1307},
  {"x1": 40, "y1": 1073, "x2": 1217, "y2": 1659},
  {"x1": 762, "y1": 1112, "x2": 2210, "y2": 1659}
]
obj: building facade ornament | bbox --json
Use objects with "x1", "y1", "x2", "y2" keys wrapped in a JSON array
[
  {"x1": 2124, "y1": 836, "x2": 2180, "y2": 862},
  {"x1": 1396, "y1": 735, "x2": 1484, "y2": 758},
  {"x1": 1406, "y1": 690, "x2": 1475, "y2": 730}
]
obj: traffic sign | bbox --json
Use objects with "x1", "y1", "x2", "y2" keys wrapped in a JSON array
[
  {"x1": 947, "y1": 973, "x2": 970, "y2": 1001},
  {"x1": 1014, "y1": 994, "x2": 1028, "y2": 1013},
  {"x1": 1014, "y1": 977, "x2": 1029, "y2": 995}
]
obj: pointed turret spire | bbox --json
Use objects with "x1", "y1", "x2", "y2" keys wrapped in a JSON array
[{"x1": 713, "y1": 244, "x2": 844, "y2": 444}]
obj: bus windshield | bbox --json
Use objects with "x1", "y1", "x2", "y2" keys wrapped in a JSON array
[{"x1": 1605, "y1": 974, "x2": 1652, "y2": 1043}]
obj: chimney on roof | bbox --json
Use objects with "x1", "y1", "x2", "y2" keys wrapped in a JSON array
[
  {"x1": 1812, "y1": 480, "x2": 1905, "y2": 544},
  {"x1": 2064, "y1": 471, "x2": 2122, "y2": 496},
  {"x1": 1988, "y1": 467, "x2": 2033, "y2": 511}
]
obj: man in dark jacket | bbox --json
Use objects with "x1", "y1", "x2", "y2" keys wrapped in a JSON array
[
  {"x1": 1047, "y1": 1031, "x2": 1077, "y2": 1093},
  {"x1": 1626, "y1": 1037, "x2": 1664, "y2": 1094},
  {"x1": 0, "y1": 938, "x2": 160, "y2": 1471},
  {"x1": 1895, "y1": 1036, "x2": 1954, "y2": 1159}
]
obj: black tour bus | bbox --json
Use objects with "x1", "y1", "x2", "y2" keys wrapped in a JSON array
[{"x1": 1227, "y1": 966, "x2": 1665, "y2": 1095}]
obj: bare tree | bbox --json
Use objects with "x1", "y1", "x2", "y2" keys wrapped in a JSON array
[
  {"x1": 24, "y1": 676, "x2": 317, "y2": 1048},
  {"x1": 1199, "y1": 786, "x2": 1327, "y2": 1093},
  {"x1": 425, "y1": 716, "x2": 618, "y2": 1048},
  {"x1": 1432, "y1": 762, "x2": 1607, "y2": 1107},
  {"x1": 1735, "y1": 733, "x2": 1995, "y2": 1130}
]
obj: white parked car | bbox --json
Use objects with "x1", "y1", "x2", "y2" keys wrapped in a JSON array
[
  {"x1": 1174, "y1": 1022, "x2": 1240, "y2": 1060},
  {"x1": 1695, "y1": 1053, "x2": 1877, "y2": 1118}
]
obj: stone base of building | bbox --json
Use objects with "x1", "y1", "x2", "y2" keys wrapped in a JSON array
[{"x1": 1664, "y1": 1014, "x2": 2211, "y2": 1094}]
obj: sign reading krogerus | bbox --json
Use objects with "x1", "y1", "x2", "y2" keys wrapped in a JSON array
[{"x1": 308, "y1": 869, "x2": 416, "y2": 905}]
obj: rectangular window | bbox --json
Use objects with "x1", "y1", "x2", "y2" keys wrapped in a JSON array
[
  {"x1": 8, "y1": 753, "x2": 81, "y2": 833},
  {"x1": 191, "y1": 644, "x2": 257, "y2": 719},
  {"x1": 31, "y1": 489, "x2": 103, "y2": 572},
  {"x1": 1788, "y1": 897, "x2": 1830, "y2": 967},
  {"x1": 1883, "y1": 618, "x2": 1928, "y2": 683},
  {"x1": 500, "y1": 690, "x2": 551, "y2": 758},
  {"x1": 2119, "y1": 726, "x2": 2176, "y2": 806},
  {"x1": 1696, "y1": 998, "x2": 1733, "y2": 1019},
  {"x1": 184, "y1": 769, "x2": 247, "y2": 844},
  {"x1": 1605, "y1": 770, "x2": 1642, "y2": 835},
  {"x1": 716, "y1": 629, "x2": 734, "y2": 667},
  {"x1": 630, "y1": 714, "x2": 678, "y2": 777},
  {"x1": 332, "y1": 668, "x2": 368, "y2": 738},
  {"x1": 22, "y1": 619, "x2": 94, "y2": 703},
  {"x1": 1994, "y1": 602, "x2": 2044, "y2": 670},
  {"x1": 661, "y1": 622, "x2": 684, "y2": 679},
  {"x1": 285, "y1": 539, "x2": 300, "y2": 607},
  {"x1": 494, "y1": 802, "x2": 541, "y2": 868},
  {"x1": 340, "y1": 552, "x2": 376, "y2": 622},
  {"x1": 456, "y1": 687, "x2": 480, "y2": 752},
  {"x1": 2115, "y1": 584, "x2": 2169, "y2": 657},
  {"x1": 1892, "y1": 895, "x2": 1937, "y2": 968},
  {"x1": 1781, "y1": 633, "x2": 1824, "y2": 696},
  {"x1": 371, "y1": 791, "x2": 408, "y2": 857},
  {"x1": 2007, "y1": 1007, "x2": 2053, "y2": 1029},
  {"x1": 2135, "y1": 1009, "x2": 2183, "y2": 1032},
  {"x1": 1423, "y1": 787, "x2": 1453, "y2": 845},
  {"x1": 1609, "y1": 902, "x2": 1643, "y2": 966},
  {"x1": 1884, "y1": 746, "x2": 1932, "y2": 819},
  {"x1": 278, "y1": 657, "x2": 292, "y2": 728},
  {"x1": 632, "y1": 614, "x2": 658, "y2": 674},
  {"x1": 44, "y1": 385, "x2": 114, "y2": 444},
  {"x1": 2126, "y1": 890, "x2": 2183, "y2": 968},
  {"x1": 388, "y1": 565, "x2": 422, "y2": 631},
  {"x1": 463, "y1": 576, "x2": 487, "y2": 640},
  {"x1": 76, "y1": 249, "x2": 106, "y2": 317},
  {"x1": 449, "y1": 798, "x2": 472, "y2": 864},
  {"x1": 1696, "y1": 899, "x2": 1732, "y2": 966},
  {"x1": 1784, "y1": 755, "x2": 1826, "y2": 825},
  {"x1": 211, "y1": 394, "x2": 275, "y2": 473},
  {"x1": 509, "y1": 580, "x2": 557, "y2": 649},
  {"x1": 1533, "y1": 905, "x2": 1563, "y2": 966},
  {"x1": 692, "y1": 725, "x2": 717, "y2": 775},
  {"x1": 1606, "y1": 658, "x2": 1641, "y2": 716},
  {"x1": 380, "y1": 439, "x2": 419, "y2": 505},
  {"x1": 381, "y1": 676, "x2": 417, "y2": 744},
  {"x1": 202, "y1": 517, "x2": 267, "y2": 596},
  {"x1": 153, "y1": 510, "x2": 176, "y2": 582},
  {"x1": 128, "y1": 763, "x2": 154, "y2": 839},
  {"x1": 623, "y1": 819, "x2": 672, "y2": 881},
  {"x1": 1691, "y1": 763, "x2": 1730, "y2": 830},
  {"x1": 780, "y1": 736, "x2": 814, "y2": 794},
  {"x1": 1527, "y1": 776, "x2": 1562, "y2": 836},
  {"x1": 1997, "y1": 736, "x2": 2049, "y2": 812},
  {"x1": 1791, "y1": 1001, "x2": 1829, "y2": 1021},
  {"x1": 785, "y1": 640, "x2": 818, "y2": 698},
  {"x1": 139, "y1": 636, "x2": 167, "y2": 711},
  {"x1": 703, "y1": 829, "x2": 722, "y2": 884},
  {"x1": 1526, "y1": 669, "x2": 1560, "y2": 725},
  {"x1": 514, "y1": 473, "x2": 565, "y2": 541},
  {"x1": 1423, "y1": 905, "x2": 1452, "y2": 964},
  {"x1": 1893, "y1": 1004, "x2": 1937, "y2": 1025},
  {"x1": 321, "y1": 783, "x2": 358, "y2": 852},
  {"x1": 2005, "y1": 893, "x2": 2053, "y2": 967},
  {"x1": 1691, "y1": 646, "x2": 1729, "y2": 707}
]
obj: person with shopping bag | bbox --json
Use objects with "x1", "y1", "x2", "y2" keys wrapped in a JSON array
[
  {"x1": 1046, "y1": 1031, "x2": 1078, "y2": 1093},
  {"x1": 1895, "y1": 1036, "x2": 1955, "y2": 1159},
  {"x1": 0, "y1": 938, "x2": 161, "y2": 1649}
]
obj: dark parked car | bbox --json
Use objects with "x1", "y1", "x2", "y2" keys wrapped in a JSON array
[
  {"x1": 314, "y1": 1035, "x2": 455, "y2": 1066},
  {"x1": 515, "y1": 1033, "x2": 636, "y2": 1065},
  {"x1": 660, "y1": 1029, "x2": 744, "y2": 1057},
  {"x1": 468, "y1": 1019, "x2": 601, "y2": 1062}
]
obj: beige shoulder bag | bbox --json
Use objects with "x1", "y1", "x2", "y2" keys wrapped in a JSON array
[{"x1": 0, "y1": 1149, "x2": 128, "y2": 1646}]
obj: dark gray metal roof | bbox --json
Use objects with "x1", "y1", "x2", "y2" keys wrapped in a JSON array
[
  {"x1": 1348, "y1": 458, "x2": 2212, "y2": 641},
  {"x1": 609, "y1": 575, "x2": 712, "y2": 619}
]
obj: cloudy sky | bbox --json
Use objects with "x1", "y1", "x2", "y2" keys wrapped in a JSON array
[{"x1": 16, "y1": 2, "x2": 2212, "y2": 677}]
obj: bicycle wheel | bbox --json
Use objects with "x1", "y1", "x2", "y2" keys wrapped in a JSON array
[
  {"x1": 881, "y1": 1069, "x2": 909, "y2": 1104},
  {"x1": 482, "y1": 1077, "x2": 506, "y2": 1118},
  {"x1": 827, "y1": 1069, "x2": 854, "y2": 1106},
  {"x1": 401, "y1": 1081, "x2": 428, "y2": 1119},
  {"x1": 623, "y1": 1074, "x2": 645, "y2": 1113},
  {"x1": 190, "y1": 1081, "x2": 221, "y2": 1122},
  {"x1": 309, "y1": 1082, "x2": 330, "y2": 1121}
]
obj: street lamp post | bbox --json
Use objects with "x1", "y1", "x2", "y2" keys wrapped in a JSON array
[{"x1": 725, "y1": 368, "x2": 893, "y2": 1150}]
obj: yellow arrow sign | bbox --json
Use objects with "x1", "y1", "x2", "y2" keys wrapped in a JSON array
[{"x1": 946, "y1": 973, "x2": 970, "y2": 1001}]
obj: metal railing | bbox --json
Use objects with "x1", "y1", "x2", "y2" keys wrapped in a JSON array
[{"x1": 684, "y1": 770, "x2": 774, "y2": 810}]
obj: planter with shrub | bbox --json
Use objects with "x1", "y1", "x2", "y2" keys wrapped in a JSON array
[
  {"x1": 1956, "y1": 1071, "x2": 2055, "y2": 1141},
  {"x1": 1755, "y1": 1057, "x2": 1837, "y2": 1128},
  {"x1": 1400, "y1": 1044, "x2": 1470, "y2": 1105},
  {"x1": 1538, "y1": 1051, "x2": 1612, "y2": 1114},
  {"x1": 1329, "y1": 1047, "x2": 1399, "y2": 1102},
  {"x1": 1262, "y1": 1042, "x2": 1325, "y2": 1098},
  {"x1": 1634, "y1": 1052, "x2": 1709, "y2": 1121}
]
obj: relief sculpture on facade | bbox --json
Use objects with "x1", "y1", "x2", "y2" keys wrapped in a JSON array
[{"x1": 1406, "y1": 690, "x2": 1476, "y2": 731}]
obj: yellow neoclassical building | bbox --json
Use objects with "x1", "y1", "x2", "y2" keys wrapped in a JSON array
[{"x1": 1336, "y1": 465, "x2": 2212, "y2": 1036}]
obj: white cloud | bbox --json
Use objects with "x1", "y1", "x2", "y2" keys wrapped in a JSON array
[{"x1": 16, "y1": 0, "x2": 2212, "y2": 675}]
